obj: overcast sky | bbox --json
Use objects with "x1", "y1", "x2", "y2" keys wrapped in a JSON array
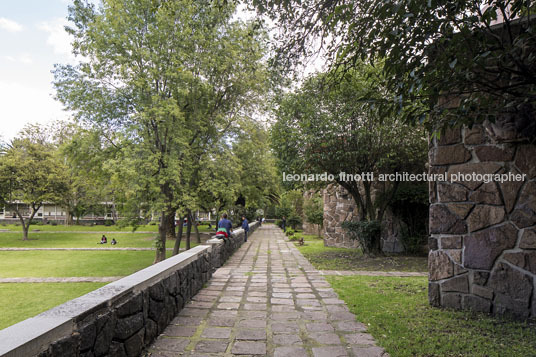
[{"x1": 0, "y1": 0, "x2": 78, "y2": 141}]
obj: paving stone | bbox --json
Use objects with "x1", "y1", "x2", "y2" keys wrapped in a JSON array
[
  {"x1": 329, "y1": 312, "x2": 357, "y2": 321},
  {"x1": 246, "y1": 296, "x2": 266, "y2": 303},
  {"x1": 208, "y1": 317, "x2": 235, "y2": 327},
  {"x1": 219, "y1": 296, "x2": 242, "y2": 303},
  {"x1": 179, "y1": 308, "x2": 209, "y2": 317},
  {"x1": 238, "y1": 319, "x2": 266, "y2": 328},
  {"x1": 231, "y1": 341, "x2": 266, "y2": 355},
  {"x1": 211, "y1": 310, "x2": 238, "y2": 317},
  {"x1": 296, "y1": 293, "x2": 316, "y2": 299},
  {"x1": 241, "y1": 311, "x2": 267, "y2": 319},
  {"x1": 163, "y1": 325, "x2": 197, "y2": 337},
  {"x1": 323, "y1": 298, "x2": 345, "y2": 305},
  {"x1": 302, "y1": 311, "x2": 328, "y2": 320},
  {"x1": 274, "y1": 346, "x2": 308, "y2": 357},
  {"x1": 272, "y1": 292, "x2": 293, "y2": 298},
  {"x1": 271, "y1": 305, "x2": 298, "y2": 312},
  {"x1": 201, "y1": 327, "x2": 232, "y2": 339},
  {"x1": 248, "y1": 291, "x2": 266, "y2": 297},
  {"x1": 217, "y1": 302, "x2": 240, "y2": 310},
  {"x1": 152, "y1": 337, "x2": 189, "y2": 352},
  {"x1": 351, "y1": 345, "x2": 386, "y2": 356},
  {"x1": 336, "y1": 321, "x2": 367, "y2": 332},
  {"x1": 272, "y1": 334, "x2": 302, "y2": 345},
  {"x1": 243, "y1": 303, "x2": 267, "y2": 310},
  {"x1": 188, "y1": 301, "x2": 213, "y2": 309},
  {"x1": 192, "y1": 294, "x2": 217, "y2": 302},
  {"x1": 308, "y1": 332, "x2": 342, "y2": 344},
  {"x1": 344, "y1": 333, "x2": 376, "y2": 345},
  {"x1": 236, "y1": 329, "x2": 267, "y2": 340},
  {"x1": 312, "y1": 346, "x2": 349, "y2": 357},
  {"x1": 170, "y1": 316, "x2": 203, "y2": 326},
  {"x1": 306, "y1": 322, "x2": 335, "y2": 332},
  {"x1": 272, "y1": 312, "x2": 300, "y2": 320},
  {"x1": 272, "y1": 322, "x2": 299, "y2": 334},
  {"x1": 271, "y1": 298, "x2": 294, "y2": 305},
  {"x1": 194, "y1": 340, "x2": 229, "y2": 353}
]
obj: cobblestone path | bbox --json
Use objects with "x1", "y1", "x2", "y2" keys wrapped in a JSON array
[{"x1": 146, "y1": 225, "x2": 388, "y2": 357}]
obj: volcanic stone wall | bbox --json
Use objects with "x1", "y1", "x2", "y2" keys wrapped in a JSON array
[
  {"x1": 428, "y1": 124, "x2": 536, "y2": 319},
  {"x1": 322, "y1": 184, "x2": 404, "y2": 253},
  {"x1": 0, "y1": 223, "x2": 258, "y2": 357}
]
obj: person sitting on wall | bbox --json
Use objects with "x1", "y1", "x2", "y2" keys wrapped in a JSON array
[
  {"x1": 218, "y1": 213, "x2": 233, "y2": 237},
  {"x1": 111, "y1": 238, "x2": 117, "y2": 245}
]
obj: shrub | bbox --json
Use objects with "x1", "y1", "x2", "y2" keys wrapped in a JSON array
[
  {"x1": 342, "y1": 220, "x2": 382, "y2": 255},
  {"x1": 51, "y1": 221, "x2": 58, "y2": 226},
  {"x1": 287, "y1": 212, "x2": 302, "y2": 230},
  {"x1": 285, "y1": 228, "x2": 295, "y2": 237}
]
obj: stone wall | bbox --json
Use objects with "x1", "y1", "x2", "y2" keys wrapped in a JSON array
[
  {"x1": 0, "y1": 223, "x2": 258, "y2": 357},
  {"x1": 428, "y1": 124, "x2": 536, "y2": 319},
  {"x1": 322, "y1": 184, "x2": 404, "y2": 253}
]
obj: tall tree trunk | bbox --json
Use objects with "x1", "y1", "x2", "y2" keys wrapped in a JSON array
[
  {"x1": 186, "y1": 216, "x2": 192, "y2": 250},
  {"x1": 165, "y1": 212, "x2": 176, "y2": 242},
  {"x1": 189, "y1": 210, "x2": 201, "y2": 244},
  {"x1": 66, "y1": 211, "x2": 74, "y2": 226},
  {"x1": 154, "y1": 210, "x2": 168, "y2": 264},
  {"x1": 173, "y1": 216, "x2": 184, "y2": 255},
  {"x1": 15, "y1": 204, "x2": 40, "y2": 241}
]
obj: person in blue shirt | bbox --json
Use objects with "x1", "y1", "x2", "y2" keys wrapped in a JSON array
[
  {"x1": 241, "y1": 216, "x2": 250, "y2": 242},
  {"x1": 218, "y1": 213, "x2": 233, "y2": 237}
]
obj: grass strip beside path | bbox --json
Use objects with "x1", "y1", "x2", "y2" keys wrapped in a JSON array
[
  {"x1": 294, "y1": 233, "x2": 427, "y2": 272},
  {"x1": 328, "y1": 275, "x2": 536, "y2": 357},
  {"x1": 0, "y1": 282, "x2": 107, "y2": 330}
]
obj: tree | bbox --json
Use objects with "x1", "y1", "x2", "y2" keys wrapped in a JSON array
[
  {"x1": 0, "y1": 135, "x2": 69, "y2": 240},
  {"x1": 254, "y1": 0, "x2": 536, "y2": 132},
  {"x1": 54, "y1": 0, "x2": 269, "y2": 262},
  {"x1": 304, "y1": 193, "x2": 323, "y2": 237},
  {"x1": 272, "y1": 65, "x2": 427, "y2": 254},
  {"x1": 232, "y1": 121, "x2": 280, "y2": 211}
]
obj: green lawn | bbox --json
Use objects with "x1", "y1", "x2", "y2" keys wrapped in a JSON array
[
  {"x1": 328, "y1": 276, "x2": 536, "y2": 357},
  {"x1": 0, "y1": 223, "x2": 214, "y2": 233},
  {"x1": 0, "y1": 250, "x2": 174, "y2": 277},
  {"x1": 0, "y1": 283, "x2": 107, "y2": 329},
  {"x1": 0, "y1": 232, "x2": 202, "y2": 249},
  {"x1": 294, "y1": 233, "x2": 427, "y2": 272}
]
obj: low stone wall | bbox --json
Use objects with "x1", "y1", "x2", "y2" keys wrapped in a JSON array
[
  {"x1": 428, "y1": 124, "x2": 535, "y2": 319},
  {"x1": 0, "y1": 223, "x2": 258, "y2": 357}
]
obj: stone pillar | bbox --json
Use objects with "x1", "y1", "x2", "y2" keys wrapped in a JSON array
[{"x1": 428, "y1": 124, "x2": 536, "y2": 319}]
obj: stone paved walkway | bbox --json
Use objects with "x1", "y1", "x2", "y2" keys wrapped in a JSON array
[{"x1": 146, "y1": 225, "x2": 388, "y2": 357}]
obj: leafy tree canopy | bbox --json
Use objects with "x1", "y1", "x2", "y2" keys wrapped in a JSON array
[{"x1": 253, "y1": 0, "x2": 536, "y2": 131}]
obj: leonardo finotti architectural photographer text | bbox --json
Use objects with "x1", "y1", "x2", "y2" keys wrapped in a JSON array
[{"x1": 282, "y1": 171, "x2": 527, "y2": 184}]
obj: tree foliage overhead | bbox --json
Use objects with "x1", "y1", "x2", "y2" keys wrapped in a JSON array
[{"x1": 254, "y1": 0, "x2": 536, "y2": 130}]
